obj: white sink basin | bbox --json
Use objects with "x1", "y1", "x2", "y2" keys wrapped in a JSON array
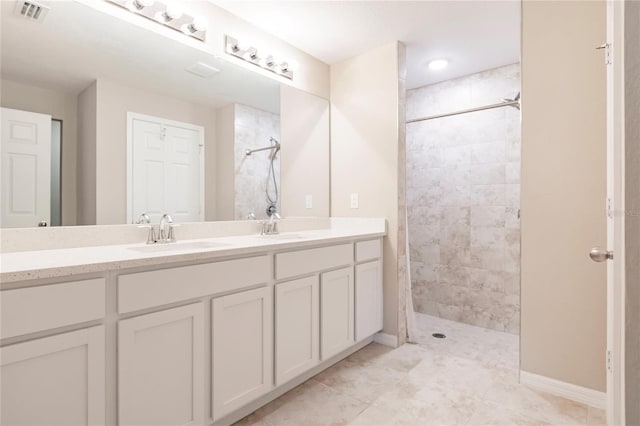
[
  {"x1": 257, "y1": 233, "x2": 307, "y2": 240},
  {"x1": 127, "y1": 241, "x2": 227, "y2": 253}
]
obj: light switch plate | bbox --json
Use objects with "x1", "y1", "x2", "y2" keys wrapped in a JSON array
[
  {"x1": 350, "y1": 193, "x2": 359, "y2": 209},
  {"x1": 305, "y1": 195, "x2": 313, "y2": 209}
]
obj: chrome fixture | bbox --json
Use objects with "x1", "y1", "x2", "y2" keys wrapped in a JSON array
[
  {"x1": 136, "y1": 213, "x2": 151, "y2": 224},
  {"x1": 158, "y1": 213, "x2": 176, "y2": 243},
  {"x1": 246, "y1": 212, "x2": 257, "y2": 220},
  {"x1": 245, "y1": 136, "x2": 281, "y2": 219},
  {"x1": 138, "y1": 213, "x2": 177, "y2": 244},
  {"x1": 407, "y1": 92, "x2": 521, "y2": 123},
  {"x1": 106, "y1": 0, "x2": 207, "y2": 41},
  {"x1": 259, "y1": 213, "x2": 280, "y2": 235},
  {"x1": 14, "y1": 0, "x2": 49, "y2": 22},
  {"x1": 589, "y1": 247, "x2": 614, "y2": 262},
  {"x1": 225, "y1": 35, "x2": 298, "y2": 80}
]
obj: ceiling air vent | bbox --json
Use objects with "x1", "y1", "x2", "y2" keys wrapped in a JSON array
[{"x1": 14, "y1": 1, "x2": 50, "y2": 22}]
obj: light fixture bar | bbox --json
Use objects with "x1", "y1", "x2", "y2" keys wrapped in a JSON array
[
  {"x1": 106, "y1": 0, "x2": 207, "y2": 42},
  {"x1": 225, "y1": 35, "x2": 294, "y2": 80}
]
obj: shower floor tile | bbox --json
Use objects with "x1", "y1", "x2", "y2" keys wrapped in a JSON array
[{"x1": 235, "y1": 314, "x2": 604, "y2": 426}]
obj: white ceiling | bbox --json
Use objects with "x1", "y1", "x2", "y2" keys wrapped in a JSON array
[
  {"x1": 210, "y1": 1, "x2": 521, "y2": 89},
  {"x1": 1, "y1": 1, "x2": 280, "y2": 113}
]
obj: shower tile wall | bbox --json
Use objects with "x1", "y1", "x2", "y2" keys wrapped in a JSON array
[
  {"x1": 234, "y1": 104, "x2": 281, "y2": 220},
  {"x1": 406, "y1": 64, "x2": 521, "y2": 334}
]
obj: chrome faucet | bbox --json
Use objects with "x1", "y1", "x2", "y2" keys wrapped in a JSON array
[
  {"x1": 158, "y1": 213, "x2": 175, "y2": 243},
  {"x1": 260, "y1": 212, "x2": 280, "y2": 235}
]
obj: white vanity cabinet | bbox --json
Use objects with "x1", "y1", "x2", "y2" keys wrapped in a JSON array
[
  {"x1": 0, "y1": 326, "x2": 106, "y2": 426},
  {"x1": 0, "y1": 233, "x2": 385, "y2": 426},
  {"x1": 275, "y1": 276, "x2": 319, "y2": 385},
  {"x1": 0, "y1": 278, "x2": 107, "y2": 426},
  {"x1": 355, "y1": 239, "x2": 384, "y2": 341},
  {"x1": 212, "y1": 286, "x2": 273, "y2": 421},
  {"x1": 320, "y1": 267, "x2": 355, "y2": 360},
  {"x1": 118, "y1": 303, "x2": 205, "y2": 426}
]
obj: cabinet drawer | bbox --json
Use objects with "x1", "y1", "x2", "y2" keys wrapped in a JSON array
[
  {"x1": 356, "y1": 239, "x2": 381, "y2": 262},
  {"x1": 1, "y1": 278, "x2": 106, "y2": 339},
  {"x1": 276, "y1": 244, "x2": 353, "y2": 280},
  {"x1": 118, "y1": 256, "x2": 270, "y2": 313}
]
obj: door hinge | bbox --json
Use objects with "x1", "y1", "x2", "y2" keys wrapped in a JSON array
[
  {"x1": 596, "y1": 43, "x2": 612, "y2": 65},
  {"x1": 607, "y1": 350, "x2": 613, "y2": 373},
  {"x1": 607, "y1": 197, "x2": 613, "y2": 219}
]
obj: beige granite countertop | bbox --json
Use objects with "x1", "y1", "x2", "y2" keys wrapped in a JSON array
[{"x1": 0, "y1": 226, "x2": 385, "y2": 284}]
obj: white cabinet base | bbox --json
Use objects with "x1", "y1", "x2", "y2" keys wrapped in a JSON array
[
  {"x1": 275, "y1": 276, "x2": 319, "y2": 385},
  {"x1": 212, "y1": 287, "x2": 273, "y2": 421},
  {"x1": 118, "y1": 303, "x2": 204, "y2": 426},
  {"x1": 1, "y1": 326, "x2": 105, "y2": 426},
  {"x1": 320, "y1": 267, "x2": 354, "y2": 360},
  {"x1": 355, "y1": 260, "x2": 383, "y2": 341}
]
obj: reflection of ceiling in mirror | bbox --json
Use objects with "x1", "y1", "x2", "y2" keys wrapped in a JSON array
[{"x1": 0, "y1": 0, "x2": 279, "y2": 113}]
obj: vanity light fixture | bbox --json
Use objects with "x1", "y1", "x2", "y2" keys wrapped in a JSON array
[
  {"x1": 107, "y1": 0, "x2": 207, "y2": 42},
  {"x1": 225, "y1": 35, "x2": 296, "y2": 80}
]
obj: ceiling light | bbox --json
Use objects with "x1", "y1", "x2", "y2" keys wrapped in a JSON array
[
  {"x1": 128, "y1": 0, "x2": 153, "y2": 12},
  {"x1": 428, "y1": 59, "x2": 448, "y2": 70}
]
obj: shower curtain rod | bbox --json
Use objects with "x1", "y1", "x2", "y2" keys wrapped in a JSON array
[{"x1": 406, "y1": 99, "x2": 520, "y2": 124}]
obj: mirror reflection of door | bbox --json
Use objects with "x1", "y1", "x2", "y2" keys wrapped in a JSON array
[
  {"x1": 0, "y1": 107, "x2": 63, "y2": 228},
  {"x1": 128, "y1": 113, "x2": 204, "y2": 224}
]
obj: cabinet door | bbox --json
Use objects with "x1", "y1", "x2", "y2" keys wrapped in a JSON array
[
  {"x1": 320, "y1": 267, "x2": 354, "y2": 360},
  {"x1": 275, "y1": 276, "x2": 319, "y2": 385},
  {"x1": 212, "y1": 287, "x2": 273, "y2": 421},
  {"x1": 119, "y1": 303, "x2": 204, "y2": 426},
  {"x1": 1, "y1": 326, "x2": 105, "y2": 426},
  {"x1": 355, "y1": 260, "x2": 383, "y2": 341}
]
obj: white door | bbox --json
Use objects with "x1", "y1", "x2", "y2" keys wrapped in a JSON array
[
  {"x1": 275, "y1": 276, "x2": 319, "y2": 385},
  {"x1": 0, "y1": 107, "x2": 51, "y2": 228},
  {"x1": 320, "y1": 267, "x2": 354, "y2": 360},
  {"x1": 128, "y1": 113, "x2": 204, "y2": 224},
  {"x1": 212, "y1": 287, "x2": 273, "y2": 421},
  {"x1": 355, "y1": 261, "x2": 383, "y2": 341},
  {"x1": 0, "y1": 326, "x2": 105, "y2": 426},
  {"x1": 118, "y1": 303, "x2": 204, "y2": 426}
]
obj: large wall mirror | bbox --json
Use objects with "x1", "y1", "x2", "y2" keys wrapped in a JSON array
[{"x1": 0, "y1": 0, "x2": 329, "y2": 228}]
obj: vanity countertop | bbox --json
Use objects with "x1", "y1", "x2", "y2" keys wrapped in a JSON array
[{"x1": 0, "y1": 224, "x2": 385, "y2": 284}]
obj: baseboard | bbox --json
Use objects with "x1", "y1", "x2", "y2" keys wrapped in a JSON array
[
  {"x1": 374, "y1": 332, "x2": 398, "y2": 348},
  {"x1": 520, "y1": 371, "x2": 606, "y2": 409}
]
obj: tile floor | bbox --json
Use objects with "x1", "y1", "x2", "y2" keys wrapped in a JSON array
[{"x1": 236, "y1": 313, "x2": 606, "y2": 426}]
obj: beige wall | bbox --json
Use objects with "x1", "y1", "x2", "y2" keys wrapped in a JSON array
[
  {"x1": 215, "y1": 104, "x2": 236, "y2": 221},
  {"x1": 625, "y1": 0, "x2": 640, "y2": 421},
  {"x1": 521, "y1": 1, "x2": 607, "y2": 391},
  {"x1": 330, "y1": 42, "x2": 403, "y2": 337},
  {"x1": 1, "y1": 79, "x2": 78, "y2": 226},
  {"x1": 280, "y1": 85, "x2": 330, "y2": 218},
  {"x1": 77, "y1": 83, "x2": 97, "y2": 225},
  {"x1": 90, "y1": 79, "x2": 217, "y2": 225}
]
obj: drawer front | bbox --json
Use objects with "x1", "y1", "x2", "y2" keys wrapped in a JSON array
[
  {"x1": 118, "y1": 255, "x2": 270, "y2": 313},
  {"x1": 276, "y1": 244, "x2": 353, "y2": 280},
  {"x1": 356, "y1": 239, "x2": 381, "y2": 262},
  {"x1": 1, "y1": 278, "x2": 106, "y2": 339}
]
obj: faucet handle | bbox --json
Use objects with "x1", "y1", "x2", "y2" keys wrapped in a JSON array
[{"x1": 138, "y1": 225, "x2": 157, "y2": 244}]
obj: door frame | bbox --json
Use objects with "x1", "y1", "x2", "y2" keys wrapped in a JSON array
[
  {"x1": 606, "y1": 0, "x2": 626, "y2": 424},
  {"x1": 126, "y1": 112, "x2": 205, "y2": 224}
]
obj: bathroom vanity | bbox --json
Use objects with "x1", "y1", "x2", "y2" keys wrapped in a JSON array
[{"x1": 0, "y1": 219, "x2": 385, "y2": 425}]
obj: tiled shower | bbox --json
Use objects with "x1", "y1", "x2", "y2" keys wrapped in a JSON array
[{"x1": 406, "y1": 64, "x2": 521, "y2": 334}]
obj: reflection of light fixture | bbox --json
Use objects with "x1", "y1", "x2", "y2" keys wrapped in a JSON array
[
  {"x1": 107, "y1": 0, "x2": 207, "y2": 42},
  {"x1": 128, "y1": 0, "x2": 153, "y2": 11},
  {"x1": 428, "y1": 59, "x2": 448, "y2": 70},
  {"x1": 224, "y1": 35, "x2": 297, "y2": 80},
  {"x1": 155, "y1": 1, "x2": 182, "y2": 21}
]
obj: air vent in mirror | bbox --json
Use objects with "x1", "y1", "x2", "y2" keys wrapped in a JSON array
[{"x1": 15, "y1": 1, "x2": 50, "y2": 22}]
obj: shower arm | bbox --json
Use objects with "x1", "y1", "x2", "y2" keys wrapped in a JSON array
[{"x1": 245, "y1": 143, "x2": 280, "y2": 156}]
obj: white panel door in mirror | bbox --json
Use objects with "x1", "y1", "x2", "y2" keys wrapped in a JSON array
[
  {"x1": 0, "y1": 107, "x2": 51, "y2": 228},
  {"x1": 129, "y1": 113, "x2": 204, "y2": 224}
]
